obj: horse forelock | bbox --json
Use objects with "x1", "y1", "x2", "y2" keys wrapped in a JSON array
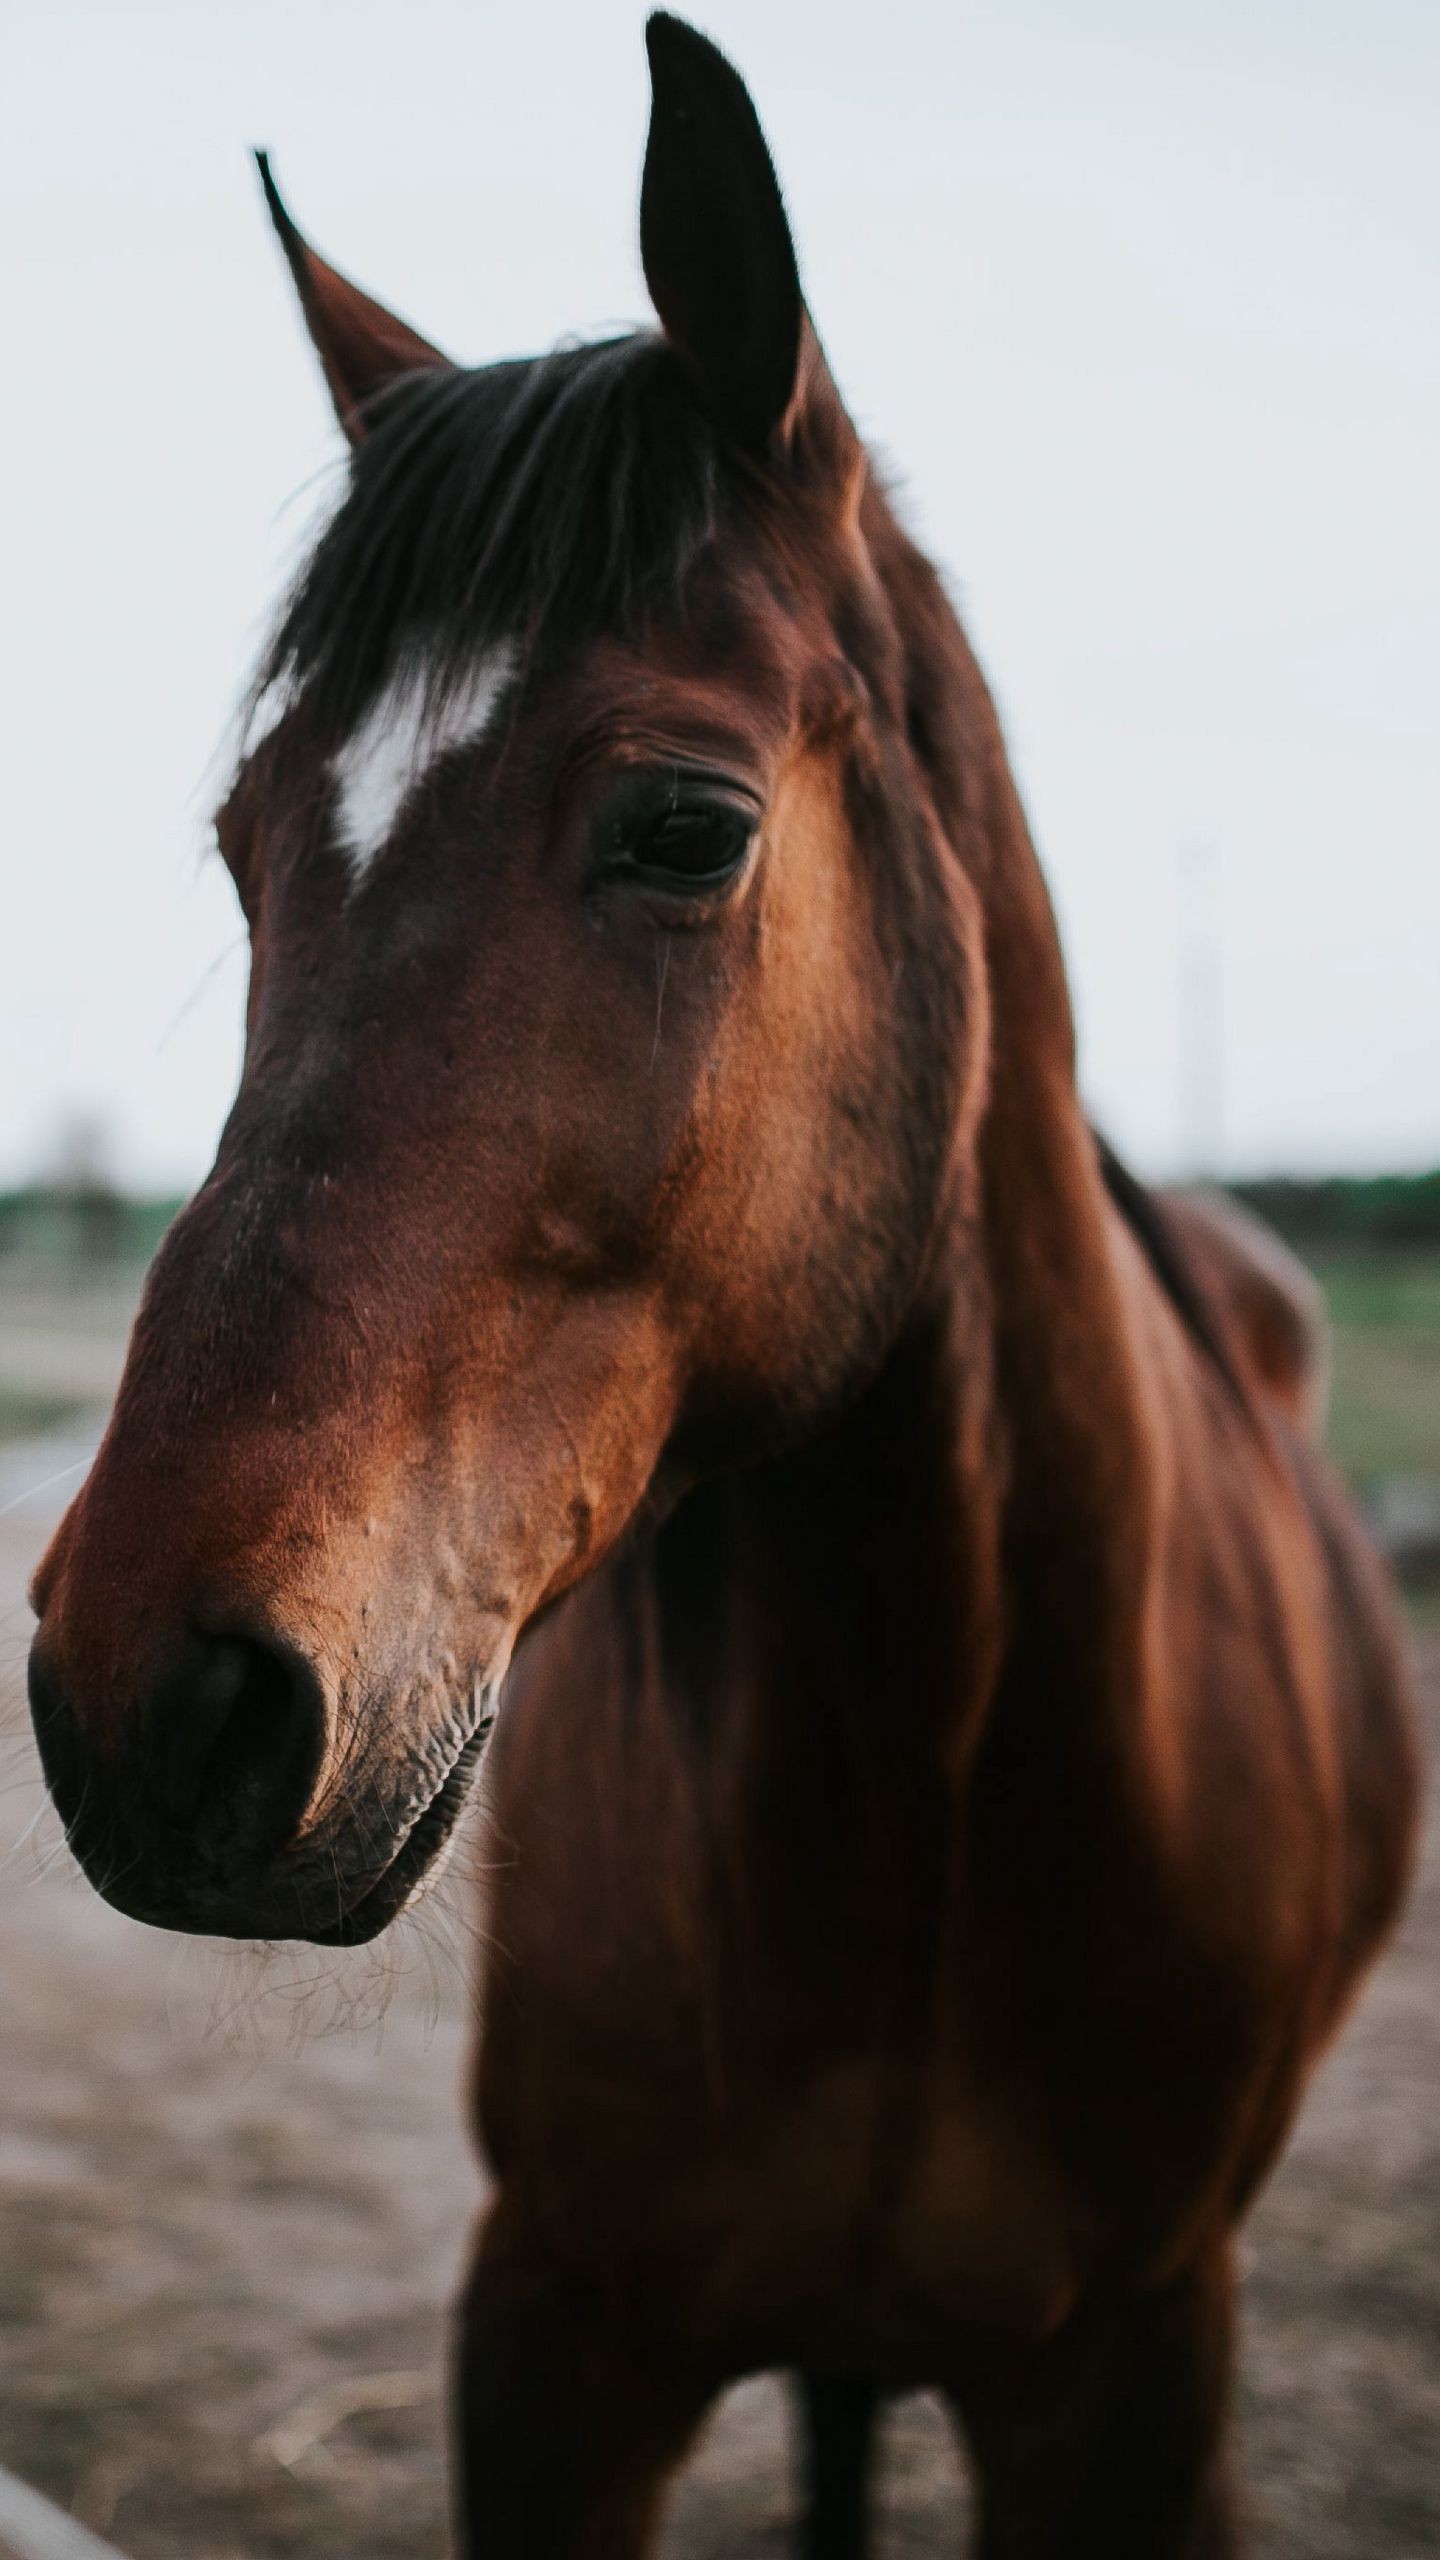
[{"x1": 254, "y1": 332, "x2": 730, "y2": 750}]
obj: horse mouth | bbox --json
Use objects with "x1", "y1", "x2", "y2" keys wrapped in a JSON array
[
  {"x1": 34, "y1": 1647, "x2": 502, "y2": 1948},
  {"x1": 313, "y1": 1707, "x2": 496, "y2": 1947}
]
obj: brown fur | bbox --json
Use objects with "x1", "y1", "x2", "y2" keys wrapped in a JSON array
[{"x1": 28, "y1": 19, "x2": 1418, "y2": 2556}]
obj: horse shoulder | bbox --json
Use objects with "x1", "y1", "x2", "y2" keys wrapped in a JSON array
[{"x1": 1110, "y1": 1206, "x2": 1419, "y2": 2041}]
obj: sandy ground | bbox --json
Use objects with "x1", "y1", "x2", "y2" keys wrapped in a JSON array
[{"x1": 1, "y1": 1470, "x2": 1436, "y2": 2560}]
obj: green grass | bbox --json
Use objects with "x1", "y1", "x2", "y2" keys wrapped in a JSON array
[
  {"x1": 1314, "y1": 1252, "x2": 1440, "y2": 1483},
  {"x1": 0, "y1": 1386, "x2": 89, "y2": 1447}
]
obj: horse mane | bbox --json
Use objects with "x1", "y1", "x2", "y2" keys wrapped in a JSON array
[
  {"x1": 259, "y1": 332, "x2": 726, "y2": 736},
  {"x1": 1093, "y1": 1133, "x2": 1247, "y2": 1402}
]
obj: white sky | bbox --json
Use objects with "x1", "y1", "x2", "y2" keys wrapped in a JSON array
[{"x1": 2, "y1": 0, "x2": 1436, "y2": 1190}]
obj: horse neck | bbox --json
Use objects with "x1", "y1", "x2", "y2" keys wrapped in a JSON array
[
  {"x1": 892, "y1": 514, "x2": 1162, "y2": 1667},
  {"x1": 706, "y1": 522, "x2": 1163, "y2": 1794}
]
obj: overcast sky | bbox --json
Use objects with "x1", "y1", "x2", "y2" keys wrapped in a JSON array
[{"x1": 3, "y1": 0, "x2": 1436, "y2": 1189}]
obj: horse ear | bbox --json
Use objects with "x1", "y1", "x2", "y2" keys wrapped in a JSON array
[
  {"x1": 256, "y1": 153, "x2": 452, "y2": 446},
  {"x1": 640, "y1": 15, "x2": 811, "y2": 457}
]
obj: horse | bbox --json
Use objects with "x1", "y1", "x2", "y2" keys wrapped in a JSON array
[{"x1": 28, "y1": 18, "x2": 1420, "y2": 2556}]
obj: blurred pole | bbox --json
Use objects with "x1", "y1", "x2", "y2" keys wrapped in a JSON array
[{"x1": 1177, "y1": 840, "x2": 1224, "y2": 1183}]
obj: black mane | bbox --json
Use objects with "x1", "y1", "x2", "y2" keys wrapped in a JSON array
[
  {"x1": 259, "y1": 332, "x2": 724, "y2": 736},
  {"x1": 1094, "y1": 1134, "x2": 1247, "y2": 1403}
]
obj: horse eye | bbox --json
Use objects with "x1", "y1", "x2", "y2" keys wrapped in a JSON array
[{"x1": 627, "y1": 801, "x2": 754, "y2": 888}]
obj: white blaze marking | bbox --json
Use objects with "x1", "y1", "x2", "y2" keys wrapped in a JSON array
[{"x1": 332, "y1": 647, "x2": 515, "y2": 874}]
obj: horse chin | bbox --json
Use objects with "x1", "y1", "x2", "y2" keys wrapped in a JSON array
[{"x1": 303, "y1": 1718, "x2": 492, "y2": 1947}]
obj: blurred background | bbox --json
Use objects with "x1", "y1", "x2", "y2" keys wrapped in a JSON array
[{"x1": 1, "y1": 3, "x2": 1436, "y2": 2555}]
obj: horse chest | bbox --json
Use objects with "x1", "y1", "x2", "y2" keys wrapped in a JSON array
[
  {"x1": 489, "y1": 2045, "x2": 1083, "y2": 2373},
  {"x1": 870, "y1": 2089, "x2": 1087, "y2": 2358}
]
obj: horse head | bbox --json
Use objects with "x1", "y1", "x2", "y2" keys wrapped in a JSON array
[{"x1": 29, "y1": 16, "x2": 987, "y2": 1942}]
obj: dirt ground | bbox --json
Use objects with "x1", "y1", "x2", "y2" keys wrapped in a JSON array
[{"x1": 1, "y1": 1483, "x2": 1436, "y2": 2560}]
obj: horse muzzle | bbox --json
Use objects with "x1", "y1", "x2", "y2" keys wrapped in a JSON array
[{"x1": 27, "y1": 1616, "x2": 501, "y2": 1945}]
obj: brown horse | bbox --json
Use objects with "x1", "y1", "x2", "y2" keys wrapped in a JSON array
[{"x1": 28, "y1": 18, "x2": 1419, "y2": 2557}]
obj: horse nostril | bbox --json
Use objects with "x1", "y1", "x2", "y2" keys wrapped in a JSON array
[
  {"x1": 149, "y1": 1637, "x2": 255, "y2": 1823},
  {"x1": 146, "y1": 1630, "x2": 327, "y2": 1855}
]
